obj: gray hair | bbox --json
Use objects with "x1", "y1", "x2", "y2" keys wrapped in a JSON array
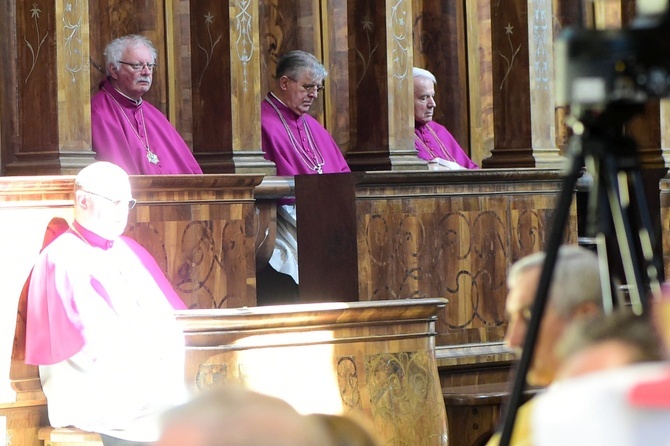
[
  {"x1": 276, "y1": 50, "x2": 328, "y2": 82},
  {"x1": 507, "y1": 245, "x2": 603, "y2": 317},
  {"x1": 104, "y1": 34, "x2": 157, "y2": 75},
  {"x1": 556, "y1": 310, "x2": 663, "y2": 363},
  {"x1": 413, "y1": 67, "x2": 436, "y2": 84}
]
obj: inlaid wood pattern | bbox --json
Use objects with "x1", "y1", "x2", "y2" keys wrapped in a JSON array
[
  {"x1": 179, "y1": 299, "x2": 448, "y2": 446},
  {"x1": 352, "y1": 169, "x2": 577, "y2": 346}
]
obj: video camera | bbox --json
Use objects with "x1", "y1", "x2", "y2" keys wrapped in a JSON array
[{"x1": 555, "y1": 2, "x2": 670, "y2": 110}]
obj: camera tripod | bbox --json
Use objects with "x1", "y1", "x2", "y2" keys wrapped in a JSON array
[{"x1": 498, "y1": 103, "x2": 664, "y2": 445}]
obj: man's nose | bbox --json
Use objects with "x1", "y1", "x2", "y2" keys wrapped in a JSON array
[{"x1": 428, "y1": 97, "x2": 436, "y2": 107}]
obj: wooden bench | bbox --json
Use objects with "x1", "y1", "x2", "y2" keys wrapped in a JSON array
[
  {"x1": 38, "y1": 427, "x2": 102, "y2": 446},
  {"x1": 443, "y1": 382, "x2": 543, "y2": 446}
]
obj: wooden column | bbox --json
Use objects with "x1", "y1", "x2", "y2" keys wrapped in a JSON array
[
  {"x1": 465, "y1": 0, "x2": 495, "y2": 166},
  {"x1": 412, "y1": 1, "x2": 471, "y2": 162},
  {"x1": 345, "y1": 0, "x2": 424, "y2": 171},
  {"x1": 4, "y1": 0, "x2": 94, "y2": 175},
  {"x1": 527, "y1": 0, "x2": 561, "y2": 168},
  {"x1": 475, "y1": 0, "x2": 536, "y2": 168},
  {"x1": 186, "y1": 1, "x2": 272, "y2": 174},
  {"x1": 319, "y1": 0, "x2": 351, "y2": 152}
]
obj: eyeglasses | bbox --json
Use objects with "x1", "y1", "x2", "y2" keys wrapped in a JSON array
[
  {"x1": 286, "y1": 76, "x2": 325, "y2": 94},
  {"x1": 118, "y1": 61, "x2": 158, "y2": 71},
  {"x1": 82, "y1": 190, "x2": 137, "y2": 210}
]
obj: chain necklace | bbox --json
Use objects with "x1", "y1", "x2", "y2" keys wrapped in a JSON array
[
  {"x1": 102, "y1": 86, "x2": 160, "y2": 165},
  {"x1": 265, "y1": 94, "x2": 325, "y2": 174},
  {"x1": 415, "y1": 123, "x2": 457, "y2": 163}
]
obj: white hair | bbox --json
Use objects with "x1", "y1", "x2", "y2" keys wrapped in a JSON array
[{"x1": 413, "y1": 67, "x2": 436, "y2": 84}]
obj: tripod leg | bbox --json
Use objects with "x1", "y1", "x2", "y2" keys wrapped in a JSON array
[
  {"x1": 628, "y1": 168, "x2": 664, "y2": 301},
  {"x1": 601, "y1": 156, "x2": 650, "y2": 314},
  {"x1": 497, "y1": 144, "x2": 585, "y2": 446},
  {"x1": 584, "y1": 153, "x2": 617, "y2": 311}
]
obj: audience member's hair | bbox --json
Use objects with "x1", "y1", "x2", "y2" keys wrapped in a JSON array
[
  {"x1": 306, "y1": 413, "x2": 380, "y2": 446},
  {"x1": 157, "y1": 385, "x2": 329, "y2": 446},
  {"x1": 557, "y1": 309, "x2": 664, "y2": 365},
  {"x1": 507, "y1": 245, "x2": 603, "y2": 317}
]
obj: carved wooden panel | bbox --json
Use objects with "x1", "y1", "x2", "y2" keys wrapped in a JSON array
[
  {"x1": 485, "y1": 0, "x2": 533, "y2": 167},
  {"x1": 353, "y1": 170, "x2": 577, "y2": 346},
  {"x1": 128, "y1": 175, "x2": 262, "y2": 309},
  {"x1": 179, "y1": 299, "x2": 448, "y2": 446},
  {"x1": 347, "y1": 0, "x2": 389, "y2": 151},
  {"x1": 17, "y1": 1, "x2": 58, "y2": 153},
  {"x1": 188, "y1": 1, "x2": 232, "y2": 154}
]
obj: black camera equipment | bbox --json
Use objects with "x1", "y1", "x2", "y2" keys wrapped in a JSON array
[{"x1": 498, "y1": 4, "x2": 670, "y2": 445}]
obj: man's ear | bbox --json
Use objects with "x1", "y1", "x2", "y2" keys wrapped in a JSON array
[
  {"x1": 279, "y1": 75, "x2": 289, "y2": 91},
  {"x1": 108, "y1": 63, "x2": 119, "y2": 79},
  {"x1": 75, "y1": 190, "x2": 88, "y2": 209}
]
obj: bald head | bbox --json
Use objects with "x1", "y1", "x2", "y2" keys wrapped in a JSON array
[
  {"x1": 74, "y1": 162, "x2": 135, "y2": 240},
  {"x1": 157, "y1": 386, "x2": 330, "y2": 446}
]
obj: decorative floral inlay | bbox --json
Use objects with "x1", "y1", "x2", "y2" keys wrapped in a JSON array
[
  {"x1": 235, "y1": 0, "x2": 255, "y2": 93},
  {"x1": 63, "y1": 1, "x2": 84, "y2": 83},
  {"x1": 356, "y1": 11, "x2": 379, "y2": 89},
  {"x1": 498, "y1": 22, "x2": 521, "y2": 90},
  {"x1": 25, "y1": 3, "x2": 48, "y2": 84},
  {"x1": 197, "y1": 11, "x2": 222, "y2": 89},
  {"x1": 390, "y1": 0, "x2": 409, "y2": 85}
]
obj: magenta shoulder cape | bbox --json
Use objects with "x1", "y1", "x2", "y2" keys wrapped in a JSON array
[
  {"x1": 91, "y1": 79, "x2": 202, "y2": 175},
  {"x1": 415, "y1": 121, "x2": 479, "y2": 169},
  {"x1": 261, "y1": 94, "x2": 350, "y2": 176},
  {"x1": 25, "y1": 225, "x2": 186, "y2": 365}
]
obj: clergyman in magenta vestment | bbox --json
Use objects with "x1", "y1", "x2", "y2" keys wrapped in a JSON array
[
  {"x1": 261, "y1": 93, "x2": 350, "y2": 176},
  {"x1": 415, "y1": 120, "x2": 479, "y2": 170},
  {"x1": 91, "y1": 79, "x2": 202, "y2": 175},
  {"x1": 24, "y1": 221, "x2": 187, "y2": 442},
  {"x1": 260, "y1": 92, "x2": 350, "y2": 283}
]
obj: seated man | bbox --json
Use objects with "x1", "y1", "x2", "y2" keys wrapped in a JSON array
[
  {"x1": 413, "y1": 67, "x2": 478, "y2": 170},
  {"x1": 486, "y1": 245, "x2": 603, "y2": 445},
  {"x1": 531, "y1": 289, "x2": 670, "y2": 445},
  {"x1": 25, "y1": 162, "x2": 188, "y2": 446},
  {"x1": 91, "y1": 34, "x2": 202, "y2": 175},
  {"x1": 260, "y1": 50, "x2": 350, "y2": 285}
]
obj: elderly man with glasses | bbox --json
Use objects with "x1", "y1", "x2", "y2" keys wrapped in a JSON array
[
  {"x1": 24, "y1": 161, "x2": 188, "y2": 446},
  {"x1": 91, "y1": 34, "x2": 201, "y2": 174},
  {"x1": 259, "y1": 50, "x2": 350, "y2": 289}
]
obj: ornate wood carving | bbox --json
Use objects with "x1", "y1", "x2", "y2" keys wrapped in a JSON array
[{"x1": 179, "y1": 298, "x2": 448, "y2": 446}]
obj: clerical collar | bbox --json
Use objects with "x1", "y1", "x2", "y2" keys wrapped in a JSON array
[
  {"x1": 71, "y1": 221, "x2": 115, "y2": 250},
  {"x1": 114, "y1": 87, "x2": 142, "y2": 106},
  {"x1": 101, "y1": 78, "x2": 143, "y2": 106},
  {"x1": 268, "y1": 92, "x2": 297, "y2": 117}
]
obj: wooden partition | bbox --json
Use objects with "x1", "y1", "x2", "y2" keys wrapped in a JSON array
[
  {"x1": 295, "y1": 169, "x2": 577, "y2": 382},
  {"x1": 178, "y1": 298, "x2": 448, "y2": 446}
]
